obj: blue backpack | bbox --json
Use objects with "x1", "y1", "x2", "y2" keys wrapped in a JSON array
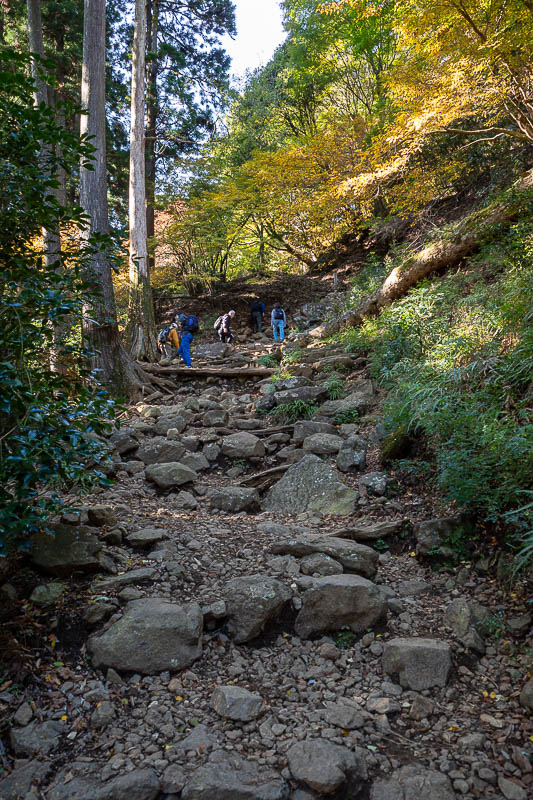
[{"x1": 182, "y1": 315, "x2": 199, "y2": 334}]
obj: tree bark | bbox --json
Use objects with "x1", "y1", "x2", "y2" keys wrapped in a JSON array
[
  {"x1": 127, "y1": 0, "x2": 157, "y2": 362},
  {"x1": 145, "y1": 0, "x2": 159, "y2": 273},
  {"x1": 313, "y1": 169, "x2": 533, "y2": 340},
  {"x1": 80, "y1": 0, "x2": 142, "y2": 396}
]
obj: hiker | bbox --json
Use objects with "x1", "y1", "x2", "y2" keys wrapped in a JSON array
[
  {"x1": 249, "y1": 298, "x2": 266, "y2": 333},
  {"x1": 177, "y1": 312, "x2": 199, "y2": 367},
  {"x1": 271, "y1": 302, "x2": 286, "y2": 342},
  {"x1": 157, "y1": 314, "x2": 182, "y2": 361},
  {"x1": 216, "y1": 310, "x2": 236, "y2": 343}
]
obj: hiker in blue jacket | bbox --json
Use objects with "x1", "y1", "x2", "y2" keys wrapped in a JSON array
[
  {"x1": 271, "y1": 303, "x2": 286, "y2": 342},
  {"x1": 178, "y1": 313, "x2": 199, "y2": 367}
]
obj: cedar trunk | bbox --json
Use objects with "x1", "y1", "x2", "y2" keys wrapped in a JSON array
[
  {"x1": 146, "y1": 0, "x2": 159, "y2": 273},
  {"x1": 127, "y1": 0, "x2": 157, "y2": 361}
]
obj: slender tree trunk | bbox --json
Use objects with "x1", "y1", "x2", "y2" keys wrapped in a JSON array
[
  {"x1": 127, "y1": 0, "x2": 157, "y2": 361},
  {"x1": 145, "y1": 0, "x2": 159, "y2": 273},
  {"x1": 80, "y1": 0, "x2": 139, "y2": 395}
]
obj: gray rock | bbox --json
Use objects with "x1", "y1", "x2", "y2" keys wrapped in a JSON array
[
  {"x1": 288, "y1": 739, "x2": 367, "y2": 795},
  {"x1": 10, "y1": 720, "x2": 64, "y2": 757},
  {"x1": 84, "y1": 598, "x2": 117, "y2": 626},
  {"x1": 274, "y1": 386, "x2": 327, "y2": 406},
  {"x1": 145, "y1": 461, "x2": 197, "y2": 489},
  {"x1": 0, "y1": 760, "x2": 51, "y2": 799},
  {"x1": 92, "y1": 567, "x2": 156, "y2": 592},
  {"x1": 90, "y1": 700, "x2": 116, "y2": 728},
  {"x1": 181, "y1": 750, "x2": 289, "y2": 800},
  {"x1": 322, "y1": 701, "x2": 367, "y2": 730},
  {"x1": 177, "y1": 724, "x2": 216, "y2": 752},
  {"x1": 414, "y1": 515, "x2": 473, "y2": 558},
  {"x1": 210, "y1": 685, "x2": 264, "y2": 721},
  {"x1": 109, "y1": 428, "x2": 139, "y2": 455},
  {"x1": 370, "y1": 765, "x2": 456, "y2": 800},
  {"x1": 13, "y1": 702, "x2": 33, "y2": 727},
  {"x1": 29, "y1": 582, "x2": 65, "y2": 607},
  {"x1": 194, "y1": 342, "x2": 229, "y2": 359},
  {"x1": 302, "y1": 433, "x2": 344, "y2": 455},
  {"x1": 408, "y1": 695, "x2": 434, "y2": 720},
  {"x1": 336, "y1": 445, "x2": 367, "y2": 473},
  {"x1": 272, "y1": 376, "x2": 312, "y2": 391},
  {"x1": 360, "y1": 471, "x2": 388, "y2": 496},
  {"x1": 224, "y1": 575, "x2": 291, "y2": 643},
  {"x1": 209, "y1": 487, "x2": 260, "y2": 512},
  {"x1": 498, "y1": 775, "x2": 527, "y2": 800},
  {"x1": 382, "y1": 638, "x2": 452, "y2": 690},
  {"x1": 397, "y1": 579, "x2": 430, "y2": 597},
  {"x1": 271, "y1": 532, "x2": 378, "y2": 578},
  {"x1": 299, "y1": 553, "x2": 343, "y2": 576},
  {"x1": 293, "y1": 420, "x2": 337, "y2": 443},
  {"x1": 320, "y1": 380, "x2": 374, "y2": 416},
  {"x1": 337, "y1": 520, "x2": 404, "y2": 542},
  {"x1": 519, "y1": 676, "x2": 533, "y2": 710},
  {"x1": 87, "y1": 504, "x2": 118, "y2": 527},
  {"x1": 46, "y1": 769, "x2": 160, "y2": 800},
  {"x1": 126, "y1": 527, "x2": 168, "y2": 548},
  {"x1": 295, "y1": 574, "x2": 387, "y2": 638},
  {"x1": 174, "y1": 490, "x2": 199, "y2": 510},
  {"x1": 30, "y1": 524, "x2": 108, "y2": 577},
  {"x1": 88, "y1": 598, "x2": 202, "y2": 673},
  {"x1": 444, "y1": 596, "x2": 490, "y2": 654},
  {"x1": 136, "y1": 436, "x2": 186, "y2": 465},
  {"x1": 181, "y1": 452, "x2": 210, "y2": 472},
  {"x1": 263, "y1": 455, "x2": 358, "y2": 516},
  {"x1": 154, "y1": 414, "x2": 187, "y2": 436},
  {"x1": 0, "y1": 582, "x2": 17, "y2": 602},
  {"x1": 203, "y1": 409, "x2": 229, "y2": 426},
  {"x1": 507, "y1": 612, "x2": 531, "y2": 633},
  {"x1": 203, "y1": 442, "x2": 221, "y2": 461},
  {"x1": 162, "y1": 764, "x2": 186, "y2": 794},
  {"x1": 221, "y1": 432, "x2": 265, "y2": 459}
]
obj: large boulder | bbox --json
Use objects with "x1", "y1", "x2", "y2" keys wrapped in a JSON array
[
  {"x1": 194, "y1": 342, "x2": 229, "y2": 360},
  {"x1": 370, "y1": 764, "x2": 456, "y2": 800},
  {"x1": 336, "y1": 520, "x2": 404, "y2": 542},
  {"x1": 263, "y1": 455, "x2": 358, "y2": 516},
  {"x1": 46, "y1": 768, "x2": 160, "y2": 800},
  {"x1": 288, "y1": 740, "x2": 367, "y2": 795},
  {"x1": 293, "y1": 420, "x2": 337, "y2": 443},
  {"x1": 302, "y1": 433, "x2": 344, "y2": 455},
  {"x1": 125, "y1": 527, "x2": 169, "y2": 549},
  {"x1": 273, "y1": 386, "x2": 327, "y2": 406},
  {"x1": 209, "y1": 487, "x2": 260, "y2": 513},
  {"x1": 0, "y1": 760, "x2": 51, "y2": 799},
  {"x1": 221, "y1": 432, "x2": 265, "y2": 459},
  {"x1": 109, "y1": 427, "x2": 139, "y2": 456},
  {"x1": 154, "y1": 415, "x2": 187, "y2": 437},
  {"x1": 224, "y1": 575, "x2": 291, "y2": 643},
  {"x1": 181, "y1": 751, "x2": 289, "y2": 800},
  {"x1": 136, "y1": 436, "x2": 186, "y2": 465},
  {"x1": 210, "y1": 686, "x2": 264, "y2": 721},
  {"x1": 320, "y1": 380, "x2": 375, "y2": 417},
  {"x1": 271, "y1": 532, "x2": 378, "y2": 578},
  {"x1": 295, "y1": 574, "x2": 387, "y2": 638},
  {"x1": 30, "y1": 524, "x2": 109, "y2": 577},
  {"x1": 10, "y1": 720, "x2": 64, "y2": 757},
  {"x1": 145, "y1": 461, "x2": 197, "y2": 489},
  {"x1": 382, "y1": 638, "x2": 452, "y2": 690},
  {"x1": 414, "y1": 515, "x2": 473, "y2": 558},
  {"x1": 88, "y1": 598, "x2": 202, "y2": 673}
]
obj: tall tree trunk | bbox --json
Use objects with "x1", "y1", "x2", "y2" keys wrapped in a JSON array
[
  {"x1": 127, "y1": 0, "x2": 157, "y2": 361},
  {"x1": 145, "y1": 0, "x2": 159, "y2": 274},
  {"x1": 80, "y1": 0, "x2": 139, "y2": 395}
]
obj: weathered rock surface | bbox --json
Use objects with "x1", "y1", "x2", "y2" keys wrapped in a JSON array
[
  {"x1": 0, "y1": 760, "x2": 51, "y2": 799},
  {"x1": 322, "y1": 701, "x2": 367, "y2": 730},
  {"x1": 293, "y1": 420, "x2": 337, "y2": 443},
  {"x1": 263, "y1": 455, "x2": 358, "y2": 516},
  {"x1": 295, "y1": 574, "x2": 387, "y2": 638},
  {"x1": 125, "y1": 527, "x2": 168, "y2": 549},
  {"x1": 88, "y1": 598, "x2": 202, "y2": 673},
  {"x1": 29, "y1": 582, "x2": 65, "y2": 607},
  {"x1": 30, "y1": 524, "x2": 108, "y2": 577},
  {"x1": 209, "y1": 487, "x2": 260, "y2": 512},
  {"x1": 87, "y1": 504, "x2": 117, "y2": 527},
  {"x1": 136, "y1": 436, "x2": 186, "y2": 465},
  {"x1": 271, "y1": 532, "x2": 378, "y2": 578},
  {"x1": 370, "y1": 764, "x2": 456, "y2": 800},
  {"x1": 302, "y1": 432, "x2": 344, "y2": 455},
  {"x1": 320, "y1": 380, "x2": 374, "y2": 416},
  {"x1": 224, "y1": 575, "x2": 291, "y2": 643},
  {"x1": 520, "y1": 676, "x2": 533, "y2": 710},
  {"x1": 145, "y1": 461, "x2": 197, "y2": 489},
  {"x1": 154, "y1": 414, "x2": 188, "y2": 436},
  {"x1": 10, "y1": 720, "x2": 64, "y2": 757},
  {"x1": 382, "y1": 638, "x2": 452, "y2": 690},
  {"x1": 46, "y1": 768, "x2": 160, "y2": 800},
  {"x1": 181, "y1": 751, "x2": 289, "y2": 800},
  {"x1": 288, "y1": 739, "x2": 367, "y2": 795},
  {"x1": 274, "y1": 386, "x2": 327, "y2": 406},
  {"x1": 210, "y1": 685, "x2": 264, "y2": 721},
  {"x1": 335, "y1": 520, "x2": 404, "y2": 542},
  {"x1": 221, "y1": 432, "x2": 265, "y2": 458},
  {"x1": 415, "y1": 515, "x2": 473, "y2": 558},
  {"x1": 299, "y1": 552, "x2": 343, "y2": 576},
  {"x1": 92, "y1": 567, "x2": 156, "y2": 592},
  {"x1": 360, "y1": 471, "x2": 388, "y2": 496}
]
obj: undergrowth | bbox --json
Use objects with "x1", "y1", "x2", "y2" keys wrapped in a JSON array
[
  {"x1": 334, "y1": 217, "x2": 533, "y2": 563},
  {"x1": 269, "y1": 400, "x2": 318, "y2": 423}
]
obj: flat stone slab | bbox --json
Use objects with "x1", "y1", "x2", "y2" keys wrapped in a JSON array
[
  {"x1": 88, "y1": 598, "x2": 202, "y2": 674},
  {"x1": 370, "y1": 764, "x2": 456, "y2": 800},
  {"x1": 181, "y1": 750, "x2": 289, "y2": 800},
  {"x1": 271, "y1": 532, "x2": 378, "y2": 578},
  {"x1": 30, "y1": 524, "x2": 107, "y2": 577},
  {"x1": 210, "y1": 685, "x2": 264, "y2": 721},
  {"x1": 382, "y1": 638, "x2": 452, "y2": 690},
  {"x1": 92, "y1": 567, "x2": 157, "y2": 592},
  {"x1": 295, "y1": 574, "x2": 387, "y2": 638},
  {"x1": 46, "y1": 768, "x2": 160, "y2": 800},
  {"x1": 125, "y1": 527, "x2": 169, "y2": 548},
  {"x1": 10, "y1": 720, "x2": 64, "y2": 757},
  {"x1": 145, "y1": 461, "x2": 197, "y2": 489},
  {"x1": 136, "y1": 436, "x2": 186, "y2": 465},
  {"x1": 263, "y1": 455, "x2": 358, "y2": 516},
  {"x1": 209, "y1": 487, "x2": 260, "y2": 513}
]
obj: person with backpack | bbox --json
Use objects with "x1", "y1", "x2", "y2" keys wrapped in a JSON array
[
  {"x1": 249, "y1": 298, "x2": 266, "y2": 333},
  {"x1": 271, "y1": 303, "x2": 286, "y2": 342},
  {"x1": 177, "y1": 313, "x2": 199, "y2": 367},
  {"x1": 157, "y1": 313, "x2": 182, "y2": 361},
  {"x1": 215, "y1": 310, "x2": 236, "y2": 343}
]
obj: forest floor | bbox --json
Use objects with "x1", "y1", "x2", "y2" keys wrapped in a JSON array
[{"x1": 0, "y1": 314, "x2": 532, "y2": 800}]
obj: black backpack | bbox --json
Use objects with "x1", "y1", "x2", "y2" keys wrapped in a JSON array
[
  {"x1": 213, "y1": 315, "x2": 223, "y2": 330},
  {"x1": 158, "y1": 326, "x2": 171, "y2": 343},
  {"x1": 182, "y1": 315, "x2": 199, "y2": 333},
  {"x1": 273, "y1": 307, "x2": 284, "y2": 320},
  {"x1": 251, "y1": 300, "x2": 262, "y2": 313}
]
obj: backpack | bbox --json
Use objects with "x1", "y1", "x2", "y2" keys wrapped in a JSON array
[
  {"x1": 158, "y1": 326, "x2": 171, "y2": 343},
  {"x1": 250, "y1": 300, "x2": 262, "y2": 313},
  {"x1": 183, "y1": 314, "x2": 199, "y2": 333},
  {"x1": 213, "y1": 315, "x2": 223, "y2": 330},
  {"x1": 273, "y1": 307, "x2": 284, "y2": 320}
]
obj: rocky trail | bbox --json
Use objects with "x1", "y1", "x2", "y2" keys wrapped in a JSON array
[{"x1": 1, "y1": 301, "x2": 532, "y2": 800}]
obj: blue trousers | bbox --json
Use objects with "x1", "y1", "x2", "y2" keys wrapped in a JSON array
[
  {"x1": 273, "y1": 321, "x2": 285, "y2": 341},
  {"x1": 178, "y1": 332, "x2": 193, "y2": 367}
]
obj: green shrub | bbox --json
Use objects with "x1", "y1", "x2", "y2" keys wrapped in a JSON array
[
  {"x1": 281, "y1": 347, "x2": 304, "y2": 366},
  {"x1": 269, "y1": 400, "x2": 318, "y2": 423},
  {"x1": 325, "y1": 377, "x2": 346, "y2": 400},
  {"x1": 334, "y1": 408, "x2": 359, "y2": 425},
  {"x1": 0, "y1": 51, "x2": 117, "y2": 553},
  {"x1": 258, "y1": 354, "x2": 277, "y2": 368}
]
